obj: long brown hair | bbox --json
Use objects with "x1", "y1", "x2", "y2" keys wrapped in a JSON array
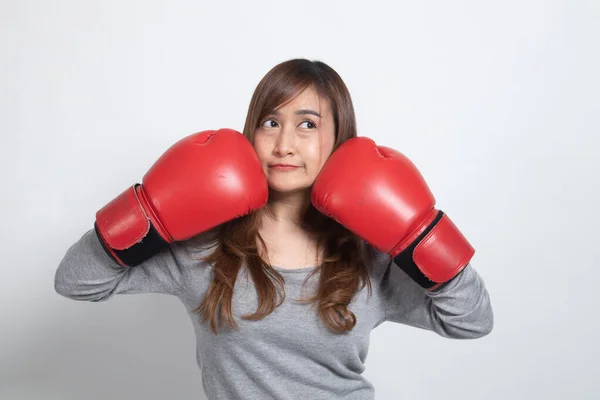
[{"x1": 192, "y1": 59, "x2": 373, "y2": 334}]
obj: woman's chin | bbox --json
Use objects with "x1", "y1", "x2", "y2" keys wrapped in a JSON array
[{"x1": 267, "y1": 180, "x2": 311, "y2": 195}]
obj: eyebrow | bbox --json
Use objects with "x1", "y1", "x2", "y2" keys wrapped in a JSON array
[{"x1": 270, "y1": 109, "x2": 322, "y2": 118}]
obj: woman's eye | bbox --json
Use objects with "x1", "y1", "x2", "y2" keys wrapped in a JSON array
[
  {"x1": 261, "y1": 119, "x2": 278, "y2": 128},
  {"x1": 300, "y1": 120, "x2": 316, "y2": 129}
]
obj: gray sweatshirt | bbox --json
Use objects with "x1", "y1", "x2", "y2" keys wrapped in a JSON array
[{"x1": 54, "y1": 229, "x2": 493, "y2": 400}]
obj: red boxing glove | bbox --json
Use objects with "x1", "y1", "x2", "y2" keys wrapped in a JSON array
[
  {"x1": 311, "y1": 137, "x2": 474, "y2": 290},
  {"x1": 95, "y1": 128, "x2": 268, "y2": 267}
]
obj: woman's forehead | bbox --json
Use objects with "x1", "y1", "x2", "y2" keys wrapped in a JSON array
[{"x1": 274, "y1": 87, "x2": 330, "y2": 114}]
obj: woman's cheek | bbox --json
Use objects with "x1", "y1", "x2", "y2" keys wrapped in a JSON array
[{"x1": 253, "y1": 137, "x2": 269, "y2": 161}]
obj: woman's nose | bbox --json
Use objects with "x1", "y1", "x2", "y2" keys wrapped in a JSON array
[{"x1": 273, "y1": 127, "x2": 296, "y2": 156}]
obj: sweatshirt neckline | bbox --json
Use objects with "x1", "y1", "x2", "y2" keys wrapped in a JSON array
[{"x1": 271, "y1": 265, "x2": 317, "y2": 274}]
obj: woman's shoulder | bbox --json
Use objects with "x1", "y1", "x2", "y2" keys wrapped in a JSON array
[
  {"x1": 151, "y1": 227, "x2": 221, "y2": 298},
  {"x1": 361, "y1": 241, "x2": 393, "y2": 283},
  {"x1": 170, "y1": 226, "x2": 221, "y2": 268}
]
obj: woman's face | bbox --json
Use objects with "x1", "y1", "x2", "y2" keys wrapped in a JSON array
[{"x1": 253, "y1": 87, "x2": 336, "y2": 194}]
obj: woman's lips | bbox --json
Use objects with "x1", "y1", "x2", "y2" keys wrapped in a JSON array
[{"x1": 270, "y1": 164, "x2": 300, "y2": 171}]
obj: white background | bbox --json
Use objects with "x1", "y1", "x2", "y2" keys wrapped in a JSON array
[{"x1": 1, "y1": 0, "x2": 598, "y2": 399}]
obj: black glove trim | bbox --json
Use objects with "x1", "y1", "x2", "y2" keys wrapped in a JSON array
[
  {"x1": 94, "y1": 220, "x2": 170, "y2": 267},
  {"x1": 392, "y1": 210, "x2": 444, "y2": 289}
]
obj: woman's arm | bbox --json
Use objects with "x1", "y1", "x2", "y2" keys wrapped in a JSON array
[
  {"x1": 54, "y1": 229, "x2": 194, "y2": 301},
  {"x1": 380, "y1": 258, "x2": 493, "y2": 339}
]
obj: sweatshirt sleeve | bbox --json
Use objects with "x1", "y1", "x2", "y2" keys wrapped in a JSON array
[
  {"x1": 379, "y1": 255, "x2": 494, "y2": 339},
  {"x1": 54, "y1": 229, "x2": 193, "y2": 301}
]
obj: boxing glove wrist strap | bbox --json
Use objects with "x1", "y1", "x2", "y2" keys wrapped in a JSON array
[
  {"x1": 392, "y1": 210, "x2": 475, "y2": 290},
  {"x1": 94, "y1": 184, "x2": 170, "y2": 267}
]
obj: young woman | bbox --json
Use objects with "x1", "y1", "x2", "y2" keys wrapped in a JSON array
[{"x1": 55, "y1": 58, "x2": 493, "y2": 400}]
